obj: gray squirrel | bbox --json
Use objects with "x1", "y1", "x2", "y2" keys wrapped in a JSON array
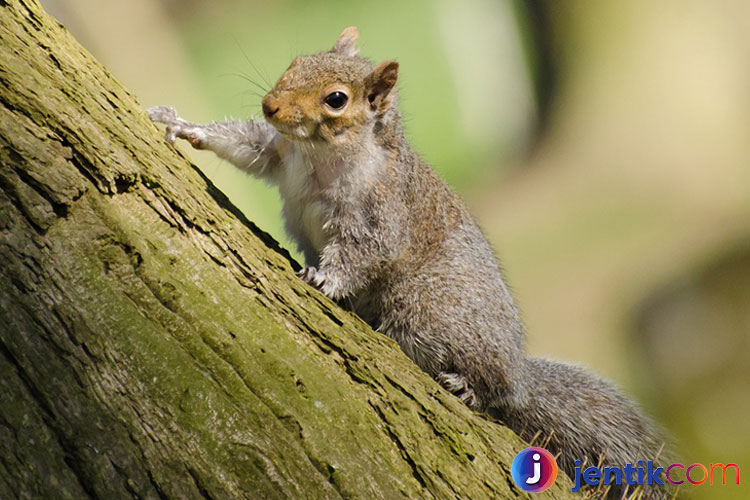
[{"x1": 148, "y1": 27, "x2": 671, "y2": 499}]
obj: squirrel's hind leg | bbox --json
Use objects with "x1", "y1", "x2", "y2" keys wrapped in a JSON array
[{"x1": 436, "y1": 372, "x2": 479, "y2": 410}]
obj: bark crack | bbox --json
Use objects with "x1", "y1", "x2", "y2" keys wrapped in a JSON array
[
  {"x1": 367, "y1": 401, "x2": 433, "y2": 497},
  {"x1": 0, "y1": 336, "x2": 97, "y2": 500},
  {"x1": 186, "y1": 468, "x2": 218, "y2": 500}
]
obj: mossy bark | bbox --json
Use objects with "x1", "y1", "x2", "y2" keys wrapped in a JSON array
[{"x1": 0, "y1": 1, "x2": 575, "y2": 499}]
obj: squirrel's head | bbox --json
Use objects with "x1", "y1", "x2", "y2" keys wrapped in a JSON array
[{"x1": 261, "y1": 27, "x2": 399, "y2": 146}]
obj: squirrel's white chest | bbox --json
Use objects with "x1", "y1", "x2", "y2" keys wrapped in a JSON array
[{"x1": 277, "y1": 148, "x2": 332, "y2": 257}]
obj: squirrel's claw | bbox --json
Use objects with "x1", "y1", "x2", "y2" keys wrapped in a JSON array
[
  {"x1": 436, "y1": 372, "x2": 479, "y2": 410},
  {"x1": 146, "y1": 105, "x2": 206, "y2": 149},
  {"x1": 146, "y1": 105, "x2": 178, "y2": 124},
  {"x1": 297, "y1": 266, "x2": 327, "y2": 291},
  {"x1": 298, "y1": 266, "x2": 349, "y2": 299},
  {"x1": 147, "y1": 105, "x2": 180, "y2": 145}
]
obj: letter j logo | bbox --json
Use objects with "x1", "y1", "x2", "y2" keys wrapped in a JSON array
[{"x1": 511, "y1": 447, "x2": 558, "y2": 493}]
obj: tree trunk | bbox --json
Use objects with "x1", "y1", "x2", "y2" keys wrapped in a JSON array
[{"x1": 0, "y1": 1, "x2": 574, "y2": 499}]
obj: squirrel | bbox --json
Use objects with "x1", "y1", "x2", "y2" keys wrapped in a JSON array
[{"x1": 148, "y1": 27, "x2": 671, "y2": 499}]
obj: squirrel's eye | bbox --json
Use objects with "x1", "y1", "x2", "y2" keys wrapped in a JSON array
[{"x1": 324, "y1": 91, "x2": 348, "y2": 110}]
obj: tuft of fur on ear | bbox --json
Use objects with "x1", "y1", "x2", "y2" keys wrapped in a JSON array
[
  {"x1": 365, "y1": 60, "x2": 399, "y2": 112},
  {"x1": 332, "y1": 26, "x2": 359, "y2": 57}
]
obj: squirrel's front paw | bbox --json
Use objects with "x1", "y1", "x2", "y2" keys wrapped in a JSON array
[
  {"x1": 146, "y1": 105, "x2": 206, "y2": 149},
  {"x1": 297, "y1": 266, "x2": 350, "y2": 299},
  {"x1": 297, "y1": 266, "x2": 327, "y2": 290}
]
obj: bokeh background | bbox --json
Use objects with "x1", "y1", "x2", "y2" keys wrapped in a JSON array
[{"x1": 40, "y1": 1, "x2": 749, "y2": 498}]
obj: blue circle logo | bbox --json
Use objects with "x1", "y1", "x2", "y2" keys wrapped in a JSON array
[{"x1": 511, "y1": 447, "x2": 558, "y2": 493}]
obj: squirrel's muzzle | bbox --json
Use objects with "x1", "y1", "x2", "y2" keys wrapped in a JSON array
[{"x1": 262, "y1": 95, "x2": 280, "y2": 119}]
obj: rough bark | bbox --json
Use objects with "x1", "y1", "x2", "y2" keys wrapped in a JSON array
[{"x1": 0, "y1": 1, "x2": 575, "y2": 499}]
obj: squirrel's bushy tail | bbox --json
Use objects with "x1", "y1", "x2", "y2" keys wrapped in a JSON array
[{"x1": 491, "y1": 357, "x2": 673, "y2": 499}]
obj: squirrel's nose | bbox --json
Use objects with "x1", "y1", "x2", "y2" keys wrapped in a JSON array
[{"x1": 262, "y1": 95, "x2": 280, "y2": 118}]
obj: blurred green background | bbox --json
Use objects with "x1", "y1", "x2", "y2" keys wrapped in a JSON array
[{"x1": 41, "y1": 1, "x2": 749, "y2": 498}]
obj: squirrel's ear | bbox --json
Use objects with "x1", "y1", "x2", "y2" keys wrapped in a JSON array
[
  {"x1": 332, "y1": 26, "x2": 359, "y2": 57},
  {"x1": 365, "y1": 60, "x2": 399, "y2": 112}
]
